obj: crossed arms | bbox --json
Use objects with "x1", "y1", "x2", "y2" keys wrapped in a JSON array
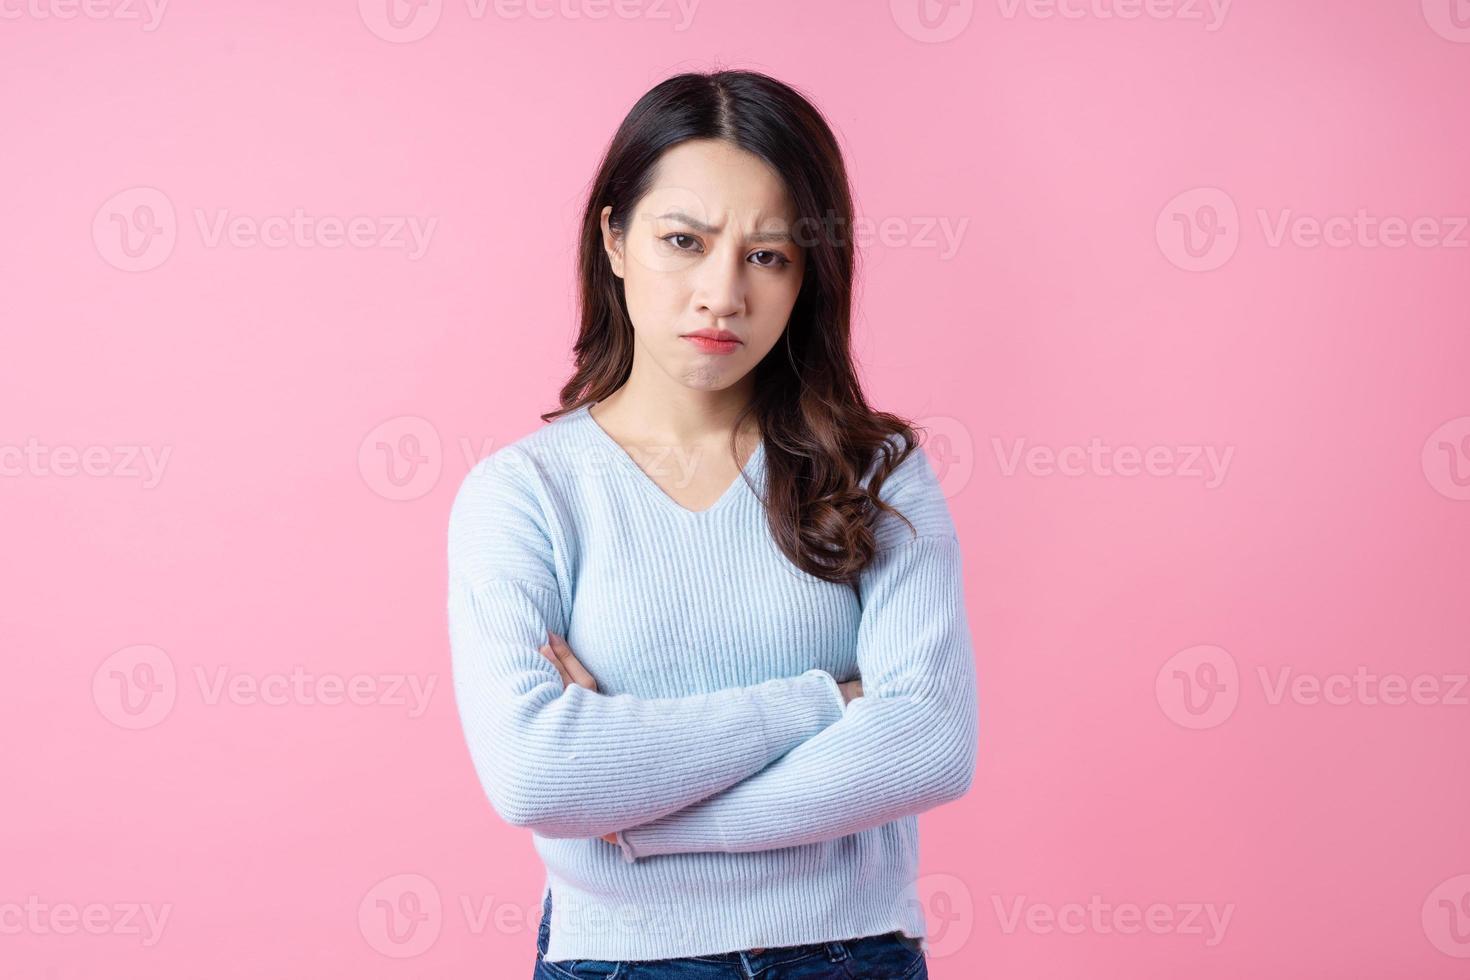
[{"x1": 447, "y1": 444, "x2": 979, "y2": 860}]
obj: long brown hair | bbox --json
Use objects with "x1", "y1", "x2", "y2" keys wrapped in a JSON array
[{"x1": 543, "y1": 69, "x2": 921, "y2": 588}]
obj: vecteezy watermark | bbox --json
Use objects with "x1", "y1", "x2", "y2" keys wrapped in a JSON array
[
  {"x1": 359, "y1": 873, "x2": 730, "y2": 958},
  {"x1": 0, "y1": 0, "x2": 168, "y2": 30},
  {"x1": 991, "y1": 436, "x2": 1234, "y2": 489},
  {"x1": 788, "y1": 211, "x2": 971, "y2": 260},
  {"x1": 890, "y1": 0, "x2": 1229, "y2": 42},
  {"x1": 0, "y1": 438, "x2": 171, "y2": 488},
  {"x1": 92, "y1": 644, "x2": 178, "y2": 730},
  {"x1": 93, "y1": 186, "x2": 438, "y2": 271},
  {"x1": 193, "y1": 666, "x2": 437, "y2": 717},
  {"x1": 193, "y1": 208, "x2": 436, "y2": 258},
  {"x1": 358, "y1": 413, "x2": 638, "y2": 503},
  {"x1": 362, "y1": 412, "x2": 982, "y2": 506},
  {"x1": 1158, "y1": 187, "x2": 1470, "y2": 271},
  {"x1": 362, "y1": 872, "x2": 967, "y2": 958},
  {"x1": 1422, "y1": 416, "x2": 1470, "y2": 501},
  {"x1": 0, "y1": 897, "x2": 173, "y2": 946},
  {"x1": 1258, "y1": 666, "x2": 1469, "y2": 708},
  {"x1": 1157, "y1": 645, "x2": 1469, "y2": 729},
  {"x1": 889, "y1": 0, "x2": 975, "y2": 43},
  {"x1": 1156, "y1": 644, "x2": 1239, "y2": 729},
  {"x1": 995, "y1": 0, "x2": 1231, "y2": 30},
  {"x1": 360, "y1": 874, "x2": 443, "y2": 958},
  {"x1": 893, "y1": 872, "x2": 975, "y2": 959},
  {"x1": 1257, "y1": 209, "x2": 1470, "y2": 250},
  {"x1": 1156, "y1": 187, "x2": 1239, "y2": 272},
  {"x1": 914, "y1": 416, "x2": 977, "y2": 502},
  {"x1": 991, "y1": 894, "x2": 1234, "y2": 946},
  {"x1": 1422, "y1": 0, "x2": 1470, "y2": 43},
  {"x1": 360, "y1": 415, "x2": 446, "y2": 501},
  {"x1": 622, "y1": 198, "x2": 971, "y2": 263},
  {"x1": 357, "y1": 0, "x2": 701, "y2": 43},
  {"x1": 1423, "y1": 874, "x2": 1470, "y2": 958},
  {"x1": 358, "y1": 413, "x2": 633, "y2": 503},
  {"x1": 92, "y1": 645, "x2": 438, "y2": 730}
]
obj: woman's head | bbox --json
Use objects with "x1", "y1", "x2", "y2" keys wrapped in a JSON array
[
  {"x1": 597, "y1": 136, "x2": 805, "y2": 397},
  {"x1": 550, "y1": 69, "x2": 920, "y2": 586}
]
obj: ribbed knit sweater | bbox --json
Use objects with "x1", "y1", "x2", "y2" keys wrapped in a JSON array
[{"x1": 446, "y1": 400, "x2": 979, "y2": 963}]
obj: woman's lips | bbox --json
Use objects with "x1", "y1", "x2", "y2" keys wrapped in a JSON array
[{"x1": 682, "y1": 335, "x2": 741, "y2": 355}]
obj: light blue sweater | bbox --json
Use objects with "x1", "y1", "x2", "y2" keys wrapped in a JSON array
[{"x1": 446, "y1": 401, "x2": 978, "y2": 963}]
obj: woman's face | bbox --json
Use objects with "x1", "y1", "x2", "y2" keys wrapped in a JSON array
[{"x1": 601, "y1": 139, "x2": 806, "y2": 394}]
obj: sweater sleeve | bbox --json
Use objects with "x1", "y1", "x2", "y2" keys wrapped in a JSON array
[
  {"x1": 448, "y1": 445, "x2": 847, "y2": 840},
  {"x1": 612, "y1": 445, "x2": 979, "y2": 860}
]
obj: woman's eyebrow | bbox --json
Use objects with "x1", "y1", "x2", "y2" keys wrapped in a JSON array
[{"x1": 656, "y1": 210, "x2": 793, "y2": 245}]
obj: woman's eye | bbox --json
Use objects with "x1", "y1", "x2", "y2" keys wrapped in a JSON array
[{"x1": 660, "y1": 235, "x2": 788, "y2": 268}]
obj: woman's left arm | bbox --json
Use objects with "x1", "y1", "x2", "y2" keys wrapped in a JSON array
[{"x1": 611, "y1": 529, "x2": 979, "y2": 862}]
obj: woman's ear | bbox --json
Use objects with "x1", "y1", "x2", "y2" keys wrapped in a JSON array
[{"x1": 599, "y1": 205, "x2": 625, "y2": 279}]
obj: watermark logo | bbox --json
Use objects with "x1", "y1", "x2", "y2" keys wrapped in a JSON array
[
  {"x1": 1257, "y1": 209, "x2": 1468, "y2": 249},
  {"x1": 0, "y1": 897, "x2": 173, "y2": 946},
  {"x1": 93, "y1": 645, "x2": 438, "y2": 728},
  {"x1": 93, "y1": 187, "x2": 438, "y2": 270},
  {"x1": 359, "y1": 0, "x2": 443, "y2": 42},
  {"x1": 0, "y1": 0, "x2": 169, "y2": 30},
  {"x1": 890, "y1": 0, "x2": 975, "y2": 43},
  {"x1": 1424, "y1": 874, "x2": 1470, "y2": 957},
  {"x1": 1158, "y1": 647, "x2": 1467, "y2": 728},
  {"x1": 359, "y1": 415, "x2": 444, "y2": 502},
  {"x1": 916, "y1": 416, "x2": 976, "y2": 501},
  {"x1": 359, "y1": 873, "x2": 443, "y2": 958},
  {"x1": 192, "y1": 208, "x2": 437, "y2": 257},
  {"x1": 797, "y1": 212, "x2": 971, "y2": 260},
  {"x1": 1156, "y1": 644, "x2": 1239, "y2": 729},
  {"x1": 1258, "y1": 666, "x2": 1468, "y2": 707},
  {"x1": 1157, "y1": 187, "x2": 1239, "y2": 272},
  {"x1": 995, "y1": 0, "x2": 1231, "y2": 30},
  {"x1": 992, "y1": 894, "x2": 1234, "y2": 946},
  {"x1": 360, "y1": 0, "x2": 700, "y2": 42},
  {"x1": 0, "y1": 439, "x2": 172, "y2": 488},
  {"x1": 909, "y1": 872, "x2": 974, "y2": 958},
  {"x1": 991, "y1": 436, "x2": 1234, "y2": 488},
  {"x1": 1422, "y1": 416, "x2": 1470, "y2": 501},
  {"x1": 193, "y1": 666, "x2": 437, "y2": 717},
  {"x1": 94, "y1": 187, "x2": 177, "y2": 272},
  {"x1": 1422, "y1": 0, "x2": 1470, "y2": 42},
  {"x1": 92, "y1": 644, "x2": 178, "y2": 730},
  {"x1": 620, "y1": 184, "x2": 969, "y2": 276},
  {"x1": 1160, "y1": 187, "x2": 1469, "y2": 270}
]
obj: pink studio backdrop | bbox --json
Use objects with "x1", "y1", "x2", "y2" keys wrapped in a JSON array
[{"x1": 3, "y1": 1, "x2": 1468, "y2": 978}]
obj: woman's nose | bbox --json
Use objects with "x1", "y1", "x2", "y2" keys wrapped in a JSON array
[{"x1": 695, "y1": 255, "x2": 745, "y2": 319}]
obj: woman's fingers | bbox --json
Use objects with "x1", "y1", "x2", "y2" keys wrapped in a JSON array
[
  {"x1": 538, "y1": 643, "x2": 572, "y2": 688},
  {"x1": 546, "y1": 631, "x2": 599, "y2": 692}
]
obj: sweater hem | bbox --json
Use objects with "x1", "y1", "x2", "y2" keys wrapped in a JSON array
[
  {"x1": 544, "y1": 900, "x2": 926, "y2": 964},
  {"x1": 537, "y1": 831, "x2": 927, "y2": 962}
]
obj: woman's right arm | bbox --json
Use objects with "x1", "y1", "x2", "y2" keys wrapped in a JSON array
[{"x1": 447, "y1": 446, "x2": 846, "y2": 840}]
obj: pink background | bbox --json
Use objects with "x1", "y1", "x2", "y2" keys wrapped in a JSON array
[{"x1": 4, "y1": 1, "x2": 1469, "y2": 977}]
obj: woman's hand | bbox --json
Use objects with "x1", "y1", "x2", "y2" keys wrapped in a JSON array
[
  {"x1": 838, "y1": 678, "x2": 863, "y2": 705},
  {"x1": 538, "y1": 630, "x2": 598, "y2": 692}
]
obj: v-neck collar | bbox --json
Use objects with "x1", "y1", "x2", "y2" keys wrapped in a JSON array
[{"x1": 576, "y1": 401, "x2": 765, "y2": 517}]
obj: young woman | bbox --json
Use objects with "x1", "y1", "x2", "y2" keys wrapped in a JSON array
[{"x1": 448, "y1": 68, "x2": 978, "y2": 980}]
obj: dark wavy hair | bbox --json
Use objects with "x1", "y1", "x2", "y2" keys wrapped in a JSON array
[{"x1": 542, "y1": 68, "x2": 921, "y2": 588}]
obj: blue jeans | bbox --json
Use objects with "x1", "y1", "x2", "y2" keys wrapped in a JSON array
[{"x1": 532, "y1": 888, "x2": 928, "y2": 979}]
